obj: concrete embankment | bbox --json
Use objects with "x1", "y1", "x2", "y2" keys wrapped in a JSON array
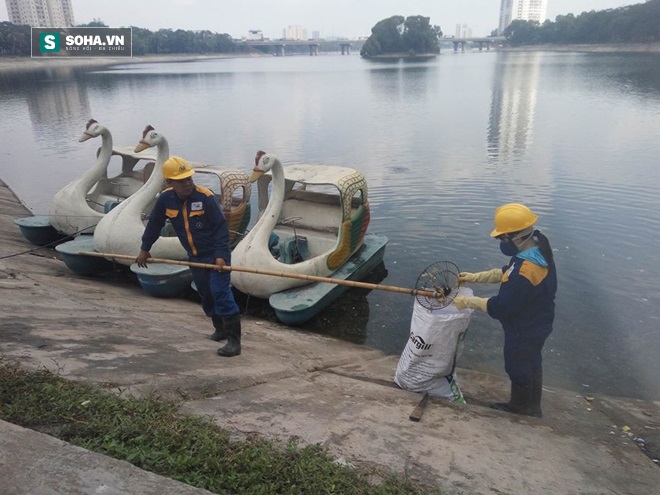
[{"x1": 1, "y1": 179, "x2": 658, "y2": 494}]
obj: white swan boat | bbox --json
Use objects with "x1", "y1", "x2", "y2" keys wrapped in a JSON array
[
  {"x1": 48, "y1": 119, "x2": 156, "y2": 236},
  {"x1": 230, "y1": 152, "x2": 387, "y2": 303},
  {"x1": 92, "y1": 125, "x2": 251, "y2": 266}
]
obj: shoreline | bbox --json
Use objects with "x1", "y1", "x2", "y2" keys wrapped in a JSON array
[
  {"x1": 501, "y1": 41, "x2": 660, "y2": 53},
  {"x1": 0, "y1": 53, "x2": 257, "y2": 73},
  {"x1": 2, "y1": 42, "x2": 660, "y2": 72}
]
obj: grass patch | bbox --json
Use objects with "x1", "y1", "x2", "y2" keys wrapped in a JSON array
[{"x1": 0, "y1": 361, "x2": 442, "y2": 494}]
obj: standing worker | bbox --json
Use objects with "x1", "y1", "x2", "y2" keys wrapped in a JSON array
[
  {"x1": 454, "y1": 203, "x2": 556, "y2": 417},
  {"x1": 136, "y1": 156, "x2": 242, "y2": 357}
]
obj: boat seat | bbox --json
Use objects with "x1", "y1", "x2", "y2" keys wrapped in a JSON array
[
  {"x1": 268, "y1": 232, "x2": 281, "y2": 258},
  {"x1": 280, "y1": 198, "x2": 342, "y2": 233},
  {"x1": 104, "y1": 200, "x2": 121, "y2": 213},
  {"x1": 278, "y1": 236, "x2": 310, "y2": 264}
]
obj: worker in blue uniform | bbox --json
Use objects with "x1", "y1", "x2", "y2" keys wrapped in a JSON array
[
  {"x1": 136, "y1": 156, "x2": 242, "y2": 357},
  {"x1": 454, "y1": 203, "x2": 557, "y2": 417}
]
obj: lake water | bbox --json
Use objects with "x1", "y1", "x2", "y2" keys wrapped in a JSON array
[{"x1": 1, "y1": 51, "x2": 659, "y2": 400}]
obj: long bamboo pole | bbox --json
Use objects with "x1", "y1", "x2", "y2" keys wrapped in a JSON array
[{"x1": 79, "y1": 251, "x2": 446, "y2": 300}]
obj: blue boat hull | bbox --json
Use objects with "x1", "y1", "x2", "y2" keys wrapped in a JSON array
[
  {"x1": 269, "y1": 234, "x2": 388, "y2": 325},
  {"x1": 130, "y1": 263, "x2": 193, "y2": 298},
  {"x1": 55, "y1": 235, "x2": 113, "y2": 276},
  {"x1": 14, "y1": 215, "x2": 68, "y2": 246}
]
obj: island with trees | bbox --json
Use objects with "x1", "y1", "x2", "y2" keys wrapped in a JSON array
[{"x1": 359, "y1": 15, "x2": 442, "y2": 60}]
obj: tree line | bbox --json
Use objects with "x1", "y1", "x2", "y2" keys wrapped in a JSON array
[
  {"x1": 503, "y1": 0, "x2": 660, "y2": 46},
  {"x1": 0, "y1": 20, "x2": 245, "y2": 56}
]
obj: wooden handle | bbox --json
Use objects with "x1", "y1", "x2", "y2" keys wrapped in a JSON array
[
  {"x1": 79, "y1": 251, "x2": 446, "y2": 299},
  {"x1": 409, "y1": 392, "x2": 430, "y2": 422}
]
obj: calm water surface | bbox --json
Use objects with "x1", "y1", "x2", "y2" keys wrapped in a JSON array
[{"x1": 1, "y1": 51, "x2": 659, "y2": 400}]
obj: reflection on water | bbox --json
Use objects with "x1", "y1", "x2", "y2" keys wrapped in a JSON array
[
  {"x1": 1, "y1": 52, "x2": 659, "y2": 400},
  {"x1": 233, "y1": 261, "x2": 388, "y2": 346},
  {"x1": 488, "y1": 52, "x2": 540, "y2": 165}
]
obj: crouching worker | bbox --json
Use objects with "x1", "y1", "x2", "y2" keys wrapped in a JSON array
[
  {"x1": 454, "y1": 203, "x2": 556, "y2": 417},
  {"x1": 136, "y1": 156, "x2": 242, "y2": 357}
]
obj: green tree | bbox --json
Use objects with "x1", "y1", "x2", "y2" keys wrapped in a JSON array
[
  {"x1": 130, "y1": 26, "x2": 150, "y2": 56},
  {"x1": 361, "y1": 15, "x2": 405, "y2": 57},
  {"x1": 76, "y1": 19, "x2": 107, "y2": 27},
  {"x1": 401, "y1": 15, "x2": 441, "y2": 54},
  {"x1": 503, "y1": 19, "x2": 542, "y2": 46},
  {"x1": 360, "y1": 15, "x2": 441, "y2": 58},
  {"x1": 0, "y1": 21, "x2": 31, "y2": 56}
]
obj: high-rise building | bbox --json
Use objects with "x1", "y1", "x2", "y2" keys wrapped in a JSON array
[
  {"x1": 455, "y1": 23, "x2": 473, "y2": 39},
  {"x1": 498, "y1": 0, "x2": 547, "y2": 35},
  {"x1": 283, "y1": 25, "x2": 307, "y2": 41},
  {"x1": 5, "y1": 0, "x2": 75, "y2": 27}
]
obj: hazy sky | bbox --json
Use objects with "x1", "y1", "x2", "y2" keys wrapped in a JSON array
[{"x1": 2, "y1": 0, "x2": 641, "y2": 39}]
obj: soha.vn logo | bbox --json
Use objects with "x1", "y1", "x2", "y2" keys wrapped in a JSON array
[
  {"x1": 39, "y1": 32, "x2": 126, "y2": 53},
  {"x1": 40, "y1": 33, "x2": 60, "y2": 52}
]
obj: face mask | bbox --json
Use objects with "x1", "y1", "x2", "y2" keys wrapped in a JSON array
[{"x1": 500, "y1": 239, "x2": 519, "y2": 256}]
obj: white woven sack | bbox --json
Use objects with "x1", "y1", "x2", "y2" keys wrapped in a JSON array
[{"x1": 394, "y1": 287, "x2": 474, "y2": 399}]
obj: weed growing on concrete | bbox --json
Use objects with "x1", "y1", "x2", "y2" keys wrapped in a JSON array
[{"x1": 0, "y1": 361, "x2": 443, "y2": 495}]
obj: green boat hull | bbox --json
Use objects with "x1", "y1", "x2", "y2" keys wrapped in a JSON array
[{"x1": 269, "y1": 234, "x2": 388, "y2": 325}]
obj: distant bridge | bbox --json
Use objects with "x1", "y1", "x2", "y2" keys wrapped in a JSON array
[
  {"x1": 238, "y1": 39, "x2": 362, "y2": 56},
  {"x1": 237, "y1": 36, "x2": 506, "y2": 57},
  {"x1": 445, "y1": 36, "x2": 506, "y2": 52}
]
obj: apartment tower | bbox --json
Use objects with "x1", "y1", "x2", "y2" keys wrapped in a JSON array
[
  {"x1": 5, "y1": 0, "x2": 75, "y2": 27},
  {"x1": 498, "y1": 0, "x2": 547, "y2": 35}
]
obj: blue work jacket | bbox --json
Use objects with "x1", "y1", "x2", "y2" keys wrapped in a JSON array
[
  {"x1": 140, "y1": 185, "x2": 231, "y2": 262},
  {"x1": 487, "y1": 256, "x2": 557, "y2": 339}
]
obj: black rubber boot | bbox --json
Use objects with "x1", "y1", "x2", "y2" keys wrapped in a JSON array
[
  {"x1": 490, "y1": 382, "x2": 540, "y2": 417},
  {"x1": 529, "y1": 372, "x2": 543, "y2": 418},
  {"x1": 217, "y1": 314, "x2": 241, "y2": 357},
  {"x1": 208, "y1": 315, "x2": 227, "y2": 342}
]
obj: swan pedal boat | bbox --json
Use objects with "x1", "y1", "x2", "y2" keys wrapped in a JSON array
[
  {"x1": 48, "y1": 120, "x2": 158, "y2": 237},
  {"x1": 15, "y1": 120, "x2": 155, "y2": 246},
  {"x1": 14, "y1": 147, "x2": 156, "y2": 246},
  {"x1": 51, "y1": 145, "x2": 157, "y2": 275},
  {"x1": 87, "y1": 125, "x2": 252, "y2": 297},
  {"x1": 93, "y1": 125, "x2": 251, "y2": 269},
  {"x1": 230, "y1": 154, "x2": 388, "y2": 323}
]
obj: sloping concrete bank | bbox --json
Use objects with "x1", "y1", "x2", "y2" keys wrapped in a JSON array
[{"x1": 1, "y1": 179, "x2": 658, "y2": 494}]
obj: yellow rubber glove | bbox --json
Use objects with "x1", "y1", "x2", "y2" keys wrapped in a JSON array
[
  {"x1": 454, "y1": 295, "x2": 489, "y2": 312},
  {"x1": 459, "y1": 268, "x2": 503, "y2": 285}
]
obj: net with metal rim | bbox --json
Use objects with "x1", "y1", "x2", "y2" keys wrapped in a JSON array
[{"x1": 415, "y1": 260, "x2": 460, "y2": 310}]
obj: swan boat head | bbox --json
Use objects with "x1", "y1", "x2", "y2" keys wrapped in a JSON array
[
  {"x1": 48, "y1": 119, "x2": 115, "y2": 235},
  {"x1": 137, "y1": 125, "x2": 253, "y2": 248},
  {"x1": 93, "y1": 125, "x2": 189, "y2": 264},
  {"x1": 230, "y1": 152, "x2": 371, "y2": 299}
]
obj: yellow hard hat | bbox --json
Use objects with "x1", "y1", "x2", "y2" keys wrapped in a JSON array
[
  {"x1": 490, "y1": 203, "x2": 538, "y2": 237},
  {"x1": 163, "y1": 156, "x2": 194, "y2": 180}
]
